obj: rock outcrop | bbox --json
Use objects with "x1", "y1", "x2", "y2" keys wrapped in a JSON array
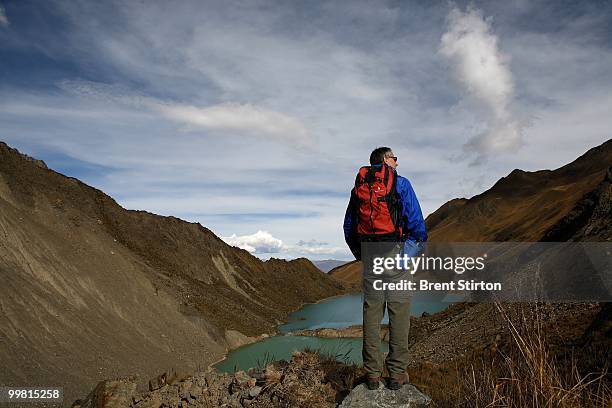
[
  {"x1": 542, "y1": 165, "x2": 612, "y2": 241},
  {"x1": 74, "y1": 351, "x2": 367, "y2": 407},
  {"x1": 339, "y1": 383, "x2": 431, "y2": 408}
]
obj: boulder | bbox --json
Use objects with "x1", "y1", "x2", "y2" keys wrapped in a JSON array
[{"x1": 339, "y1": 383, "x2": 431, "y2": 408}]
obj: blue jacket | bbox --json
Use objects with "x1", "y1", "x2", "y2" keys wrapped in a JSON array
[{"x1": 343, "y1": 169, "x2": 427, "y2": 260}]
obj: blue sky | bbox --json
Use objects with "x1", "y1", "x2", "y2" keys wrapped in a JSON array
[{"x1": 1, "y1": 0, "x2": 611, "y2": 260}]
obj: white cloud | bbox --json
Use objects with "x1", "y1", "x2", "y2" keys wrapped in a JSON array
[
  {"x1": 0, "y1": 6, "x2": 8, "y2": 27},
  {"x1": 440, "y1": 5, "x2": 524, "y2": 160},
  {"x1": 154, "y1": 102, "x2": 312, "y2": 147},
  {"x1": 222, "y1": 230, "x2": 284, "y2": 254},
  {"x1": 221, "y1": 230, "x2": 348, "y2": 259}
]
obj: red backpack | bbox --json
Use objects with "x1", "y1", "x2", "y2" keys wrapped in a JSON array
[{"x1": 353, "y1": 163, "x2": 404, "y2": 241}]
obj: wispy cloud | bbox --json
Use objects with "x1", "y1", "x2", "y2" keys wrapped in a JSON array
[
  {"x1": 155, "y1": 102, "x2": 312, "y2": 147},
  {"x1": 0, "y1": 5, "x2": 8, "y2": 27},
  {"x1": 440, "y1": 5, "x2": 524, "y2": 162},
  {"x1": 58, "y1": 79, "x2": 312, "y2": 147},
  {"x1": 296, "y1": 239, "x2": 329, "y2": 247}
]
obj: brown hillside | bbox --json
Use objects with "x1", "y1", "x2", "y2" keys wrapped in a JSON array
[
  {"x1": 427, "y1": 138, "x2": 612, "y2": 242},
  {"x1": 424, "y1": 197, "x2": 468, "y2": 232},
  {"x1": 328, "y1": 260, "x2": 362, "y2": 289},
  {"x1": 0, "y1": 141, "x2": 348, "y2": 402}
]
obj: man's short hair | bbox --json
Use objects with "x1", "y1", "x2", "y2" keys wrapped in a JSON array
[{"x1": 370, "y1": 147, "x2": 393, "y2": 165}]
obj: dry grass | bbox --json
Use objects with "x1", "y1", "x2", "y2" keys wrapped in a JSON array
[
  {"x1": 249, "y1": 350, "x2": 364, "y2": 407},
  {"x1": 410, "y1": 302, "x2": 610, "y2": 407}
]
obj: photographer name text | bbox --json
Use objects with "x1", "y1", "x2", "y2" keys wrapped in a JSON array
[{"x1": 372, "y1": 279, "x2": 502, "y2": 291}]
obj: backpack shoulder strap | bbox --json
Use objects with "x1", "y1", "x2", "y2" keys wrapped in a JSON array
[{"x1": 385, "y1": 164, "x2": 395, "y2": 193}]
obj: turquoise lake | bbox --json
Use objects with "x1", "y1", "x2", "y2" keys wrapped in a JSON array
[
  {"x1": 215, "y1": 292, "x2": 454, "y2": 373},
  {"x1": 279, "y1": 292, "x2": 452, "y2": 333}
]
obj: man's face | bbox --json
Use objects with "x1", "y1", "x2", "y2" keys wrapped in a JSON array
[{"x1": 384, "y1": 151, "x2": 398, "y2": 169}]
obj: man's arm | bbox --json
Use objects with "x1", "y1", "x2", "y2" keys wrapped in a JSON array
[
  {"x1": 343, "y1": 189, "x2": 361, "y2": 260},
  {"x1": 397, "y1": 176, "x2": 427, "y2": 242}
]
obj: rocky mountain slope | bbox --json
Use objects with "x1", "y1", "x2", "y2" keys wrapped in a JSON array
[
  {"x1": 427, "y1": 138, "x2": 612, "y2": 242},
  {"x1": 0, "y1": 141, "x2": 348, "y2": 403}
]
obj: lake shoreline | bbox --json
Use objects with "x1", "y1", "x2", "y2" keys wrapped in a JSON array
[
  {"x1": 288, "y1": 324, "x2": 390, "y2": 340},
  {"x1": 212, "y1": 291, "x2": 458, "y2": 372},
  {"x1": 211, "y1": 291, "x2": 456, "y2": 372},
  {"x1": 210, "y1": 291, "x2": 360, "y2": 371}
]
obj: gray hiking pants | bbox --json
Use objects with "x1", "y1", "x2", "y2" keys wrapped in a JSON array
[{"x1": 362, "y1": 295, "x2": 411, "y2": 378}]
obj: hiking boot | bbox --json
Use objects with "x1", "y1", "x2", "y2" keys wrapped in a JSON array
[
  {"x1": 366, "y1": 376, "x2": 381, "y2": 390},
  {"x1": 387, "y1": 372, "x2": 409, "y2": 390}
]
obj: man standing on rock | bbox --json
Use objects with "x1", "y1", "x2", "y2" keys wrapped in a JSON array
[{"x1": 343, "y1": 147, "x2": 427, "y2": 390}]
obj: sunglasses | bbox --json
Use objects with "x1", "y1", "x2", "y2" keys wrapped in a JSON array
[{"x1": 387, "y1": 156, "x2": 398, "y2": 162}]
